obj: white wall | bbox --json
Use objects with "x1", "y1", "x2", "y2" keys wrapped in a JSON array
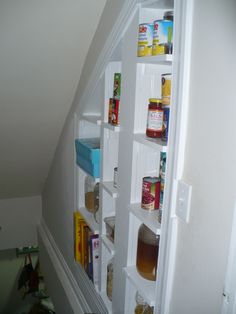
[
  {"x1": 42, "y1": 0, "x2": 236, "y2": 313},
  {"x1": 41, "y1": 0, "x2": 126, "y2": 310},
  {"x1": 170, "y1": 0, "x2": 236, "y2": 313},
  {"x1": 0, "y1": 196, "x2": 42, "y2": 250}
]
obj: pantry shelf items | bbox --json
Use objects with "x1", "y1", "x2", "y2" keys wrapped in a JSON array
[{"x1": 73, "y1": 0, "x2": 192, "y2": 312}]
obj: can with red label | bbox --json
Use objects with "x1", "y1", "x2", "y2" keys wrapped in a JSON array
[
  {"x1": 111, "y1": 99, "x2": 120, "y2": 126},
  {"x1": 141, "y1": 177, "x2": 160, "y2": 211}
]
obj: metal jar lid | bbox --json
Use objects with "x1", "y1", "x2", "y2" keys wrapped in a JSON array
[
  {"x1": 149, "y1": 98, "x2": 162, "y2": 104},
  {"x1": 164, "y1": 10, "x2": 174, "y2": 20}
]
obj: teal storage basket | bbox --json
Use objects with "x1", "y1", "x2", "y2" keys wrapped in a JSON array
[{"x1": 75, "y1": 138, "x2": 100, "y2": 178}]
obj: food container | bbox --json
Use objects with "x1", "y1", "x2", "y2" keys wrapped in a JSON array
[
  {"x1": 146, "y1": 98, "x2": 163, "y2": 138},
  {"x1": 152, "y1": 19, "x2": 173, "y2": 55},
  {"x1": 104, "y1": 216, "x2": 115, "y2": 243},
  {"x1": 136, "y1": 224, "x2": 159, "y2": 281},
  {"x1": 113, "y1": 73, "x2": 121, "y2": 100},
  {"x1": 113, "y1": 167, "x2": 118, "y2": 188},
  {"x1": 84, "y1": 175, "x2": 99, "y2": 214},
  {"x1": 161, "y1": 73, "x2": 172, "y2": 106},
  {"x1": 164, "y1": 10, "x2": 174, "y2": 21},
  {"x1": 134, "y1": 292, "x2": 154, "y2": 314},
  {"x1": 141, "y1": 177, "x2": 161, "y2": 211},
  {"x1": 162, "y1": 106, "x2": 170, "y2": 142},
  {"x1": 75, "y1": 138, "x2": 100, "y2": 178},
  {"x1": 107, "y1": 257, "x2": 114, "y2": 301},
  {"x1": 137, "y1": 23, "x2": 153, "y2": 57}
]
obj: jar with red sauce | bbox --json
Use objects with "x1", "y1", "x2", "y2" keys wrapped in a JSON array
[{"x1": 146, "y1": 98, "x2": 163, "y2": 138}]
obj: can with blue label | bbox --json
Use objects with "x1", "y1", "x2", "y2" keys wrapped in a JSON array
[
  {"x1": 152, "y1": 19, "x2": 173, "y2": 55},
  {"x1": 162, "y1": 106, "x2": 170, "y2": 142}
]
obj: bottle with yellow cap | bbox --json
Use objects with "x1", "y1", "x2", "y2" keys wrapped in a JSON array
[{"x1": 146, "y1": 98, "x2": 163, "y2": 138}]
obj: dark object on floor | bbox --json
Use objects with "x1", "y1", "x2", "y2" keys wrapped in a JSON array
[{"x1": 18, "y1": 254, "x2": 34, "y2": 290}]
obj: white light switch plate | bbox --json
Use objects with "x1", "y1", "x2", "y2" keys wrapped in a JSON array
[{"x1": 176, "y1": 180, "x2": 192, "y2": 223}]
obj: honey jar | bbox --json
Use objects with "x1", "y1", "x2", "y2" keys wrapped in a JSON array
[{"x1": 136, "y1": 224, "x2": 159, "y2": 281}]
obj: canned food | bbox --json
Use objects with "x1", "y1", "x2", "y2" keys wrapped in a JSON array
[
  {"x1": 159, "y1": 152, "x2": 166, "y2": 182},
  {"x1": 152, "y1": 19, "x2": 173, "y2": 55},
  {"x1": 113, "y1": 73, "x2": 121, "y2": 100},
  {"x1": 141, "y1": 177, "x2": 160, "y2": 211},
  {"x1": 108, "y1": 98, "x2": 113, "y2": 124},
  {"x1": 162, "y1": 106, "x2": 170, "y2": 142},
  {"x1": 113, "y1": 167, "x2": 118, "y2": 188},
  {"x1": 111, "y1": 99, "x2": 120, "y2": 126},
  {"x1": 158, "y1": 208, "x2": 162, "y2": 224},
  {"x1": 161, "y1": 73, "x2": 172, "y2": 106},
  {"x1": 137, "y1": 23, "x2": 153, "y2": 57}
]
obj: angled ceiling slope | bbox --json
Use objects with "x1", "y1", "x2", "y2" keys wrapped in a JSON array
[{"x1": 0, "y1": 0, "x2": 106, "y2": 199}]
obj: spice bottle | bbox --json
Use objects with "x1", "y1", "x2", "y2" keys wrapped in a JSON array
[
  {"x1": 84, "y1": 175, "x2": 99, "y2": 213},
  {"x1": 136, "y1": 224, "x2": 159, "y2": 281},
  {"x1": 134, "y1": 292, "x2": 154, "y2": 314},
  {"x1": 146, "y1": 98, "x2": 163, "y2": 138},
  {"x1": 106, "y1": 257, "x2": 114, "y2": 301}
]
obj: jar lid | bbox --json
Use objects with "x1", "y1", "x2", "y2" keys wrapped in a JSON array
[
  {"x1": 149, "y1": 98, "x2": 162, "y2": 103},
  {"x1": 164, "y1": 11, "x2": 174, "y2": 19}
]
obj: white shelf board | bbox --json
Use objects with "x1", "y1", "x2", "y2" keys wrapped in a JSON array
[
  {"x1": 102, "y1": 122, "x2": 120, "y2": 132},
  {"x1": 128, "y1": 203, "x2": 161, "y2": 235},
  {"x1": 124, "y1": 266, "x2": 156, "y2": 307},
  {"x1": 136, "y1": 54, "x2": 172, "y2": 64},
  {"x1": 101, "y1": 181, "x2": 119, "y2": 198},
  {"x1": 100, "y1": 291, "x2": 112, "y2": 314},
  {"x1": 81, "y1": 114, "x2": 102, "y2": 125},
  {"x1": 101, "y1": 235, "x2": 115, "y2": 255},
  {"x1": 134, "y1": 133, "x2": 167, "y2": 152},
  {"x1": 78, "y1": 207, "x2": 99, "y2": 234}
]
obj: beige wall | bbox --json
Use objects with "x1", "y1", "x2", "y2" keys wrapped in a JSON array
[
  {"x1": 170, "y1": 0, "x2": 236, "y2": 313},
  {"x1": 0, "y1": 196, "x2": 42, "y2": 250}
]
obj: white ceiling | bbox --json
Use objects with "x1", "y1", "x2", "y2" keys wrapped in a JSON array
[{"x1": 0, "y1": 0, "x2": 106, "y2": 199}]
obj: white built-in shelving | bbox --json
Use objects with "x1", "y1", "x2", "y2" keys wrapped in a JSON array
[
  {"x1": 78, "y1": 207, "x2": 99, "y2": 234},
  {"x1": 73, "y1": 0, "x2": 192, "y2": 312},
  {"x1": 81, "y1": 114, "x2": 102, "y2": 125},
  {"x1": 128, "y1": 203, "x2": 161, "y2": 235},
  {"x1": 124, "y1": 266, "x2": 156, "y2": 307},
  {"x1": 136, "y1": 54, "x2": 172, "y2": 64},
  {"x1": 101, "y1": 235, "x2": 115, "y2": 255},
  {"x1": 133, "y1": 133, "x2": 167, "y2": 152},
  {"x1": 102, "y1": 122, "x2": 120, "y2": 132},
  {"x1": 101, "y1": 181, "x2": 118, "y2": 198}
]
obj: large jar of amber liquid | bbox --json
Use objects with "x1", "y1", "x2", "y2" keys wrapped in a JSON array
[{"x1": 136, "y1": 224, "x2": 159, "y2": 281}]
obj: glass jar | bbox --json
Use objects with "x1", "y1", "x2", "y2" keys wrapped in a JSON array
[
  {"x1": 164, "y1": 10, "x2": 174, "y2": 21},
  {"x1": 84, "y1": 175, "x2": 99, "y2": 213},
  {"x1": 134, "y1": 292, "x2": 154, "y2": 314},
  {"x1": 136, "y1": 224, "x2": 159, "y2": 281},
  {"x1": 106, "y1": 257, "x2": 114, "y2": 301},
  {"x1": 146, "y1": 98, "x2": 163, "y2": 138}
]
